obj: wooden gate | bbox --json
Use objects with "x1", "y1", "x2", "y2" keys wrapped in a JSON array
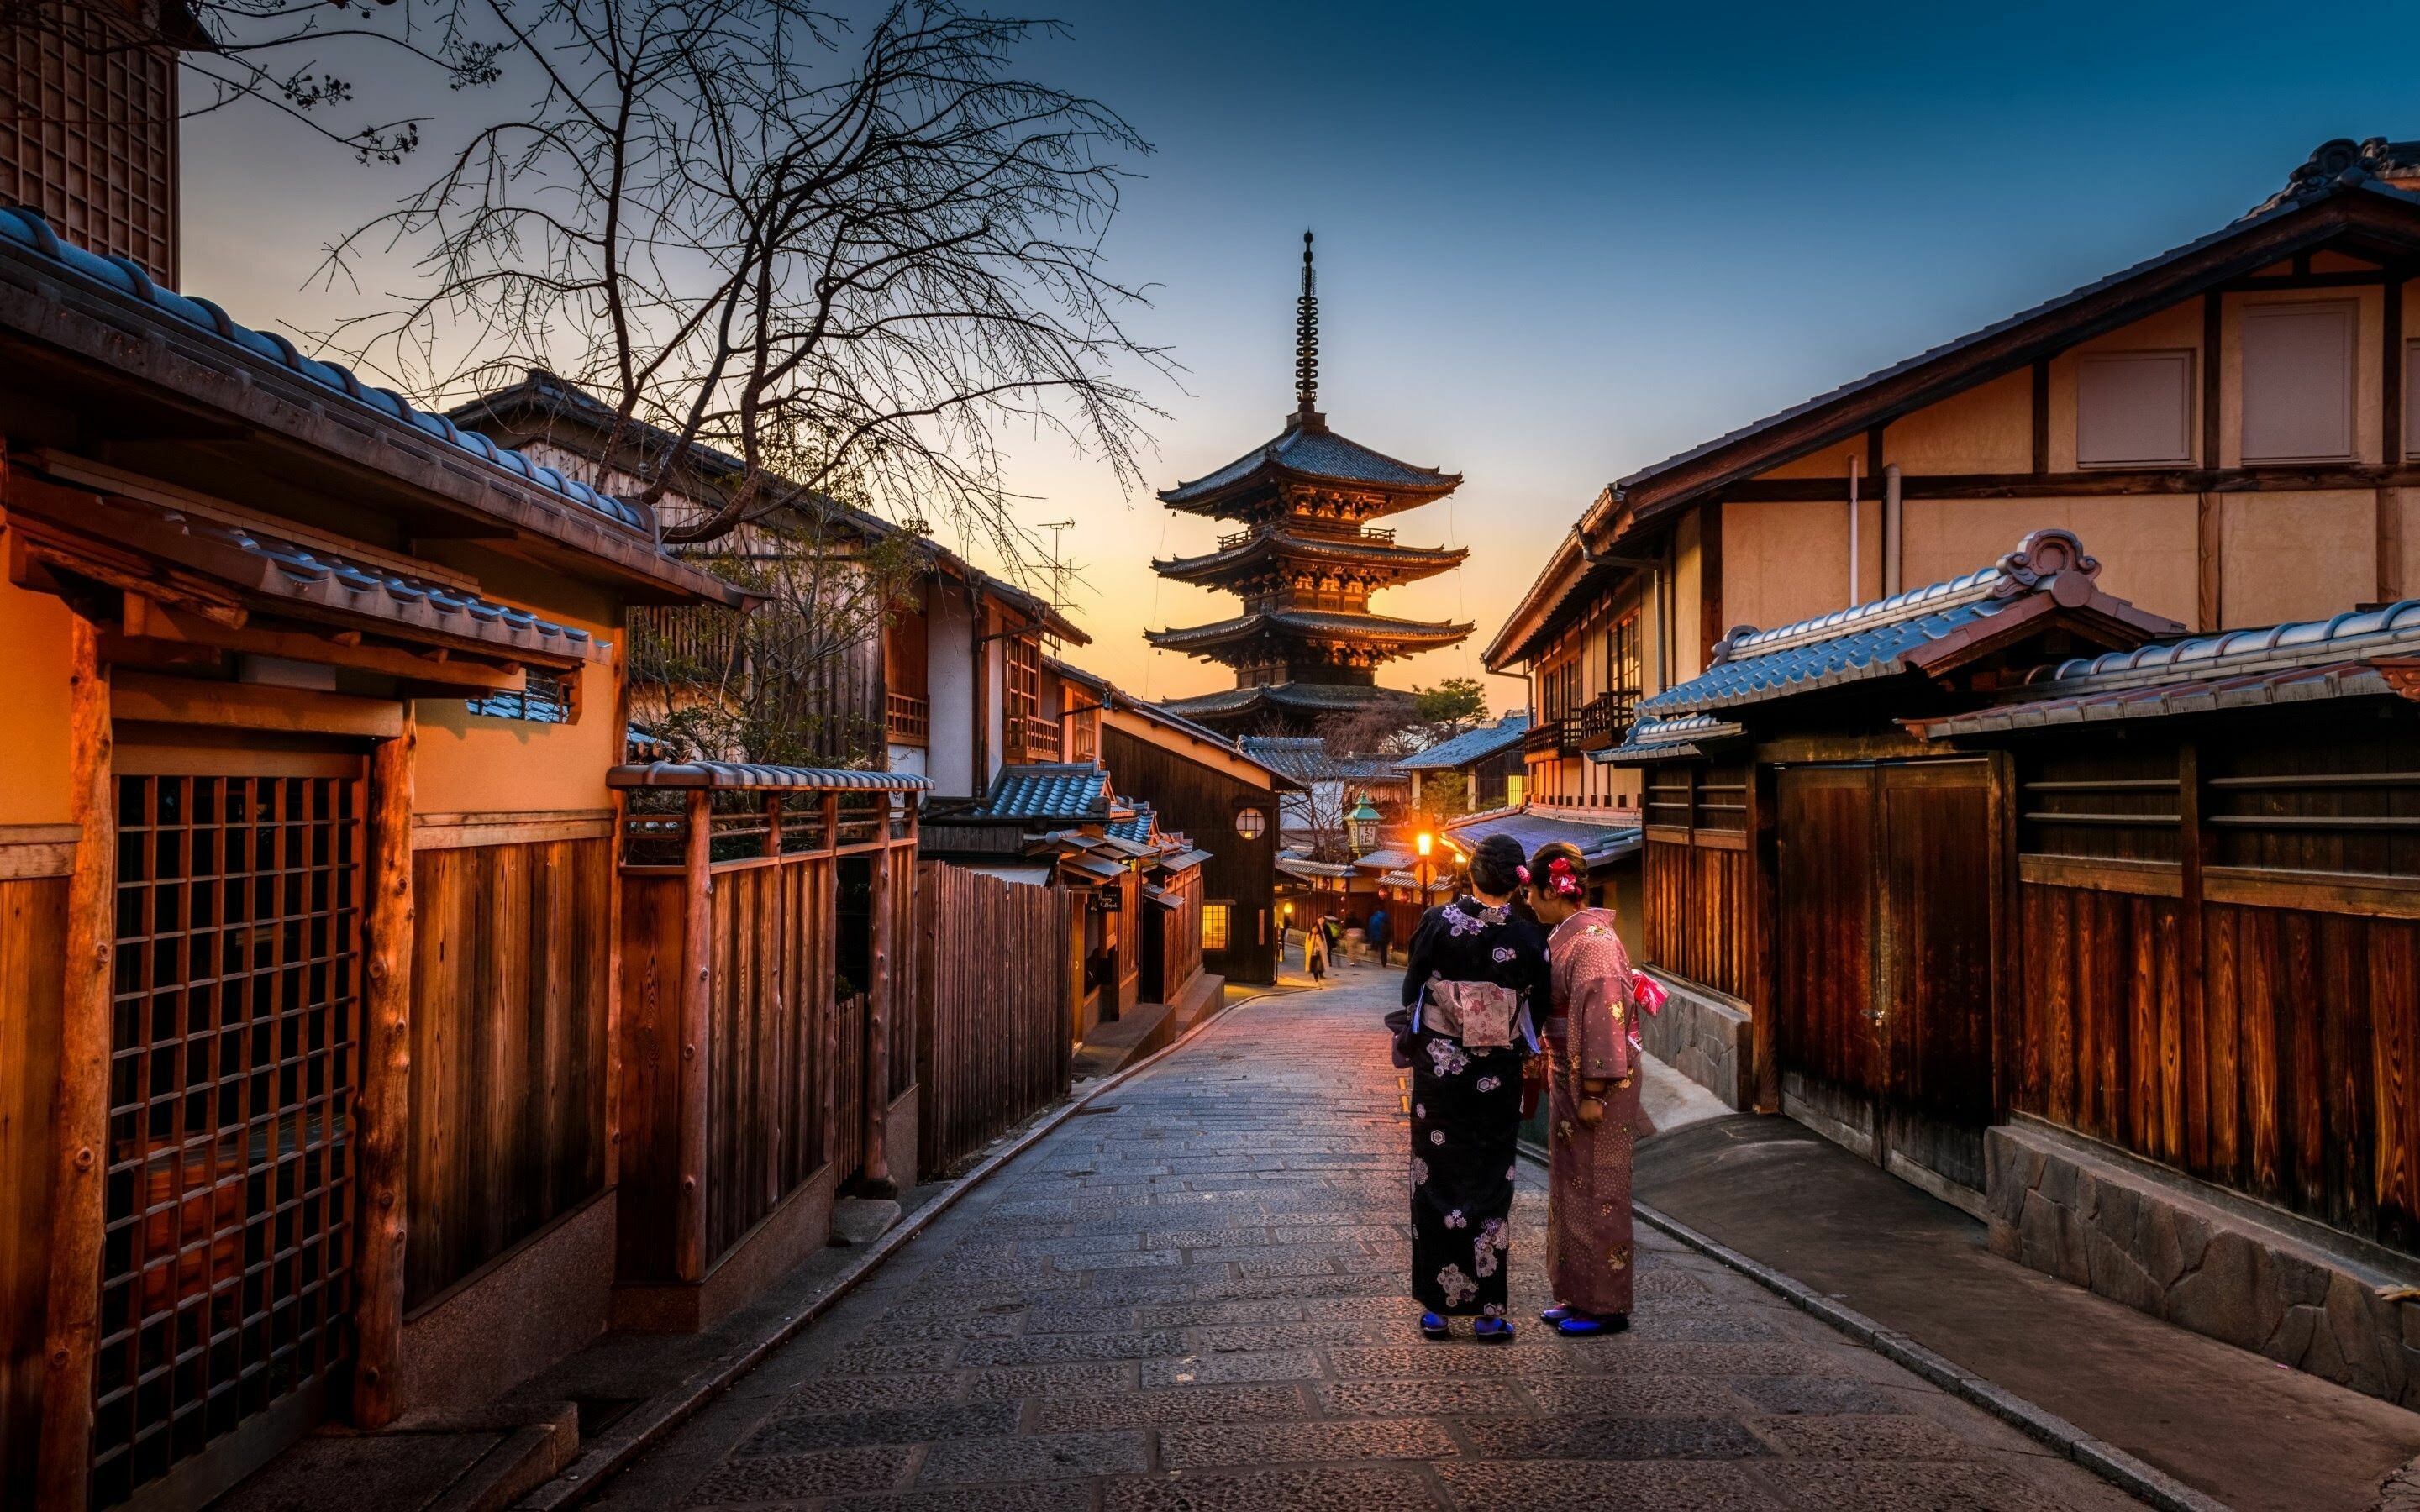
[
  {"x1": 97, "y1": 748, "x2": 365, "y2": 1509},
  {"x1": 1777, "y1": 759, "x2": 1998, "y2": 1195}
]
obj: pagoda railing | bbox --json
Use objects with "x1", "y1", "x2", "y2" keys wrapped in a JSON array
[
  {"x1": 1216, "y1": 524, "x2": 1400, "y2": 552},
  {"x1": 1575, "y1": 690, "x2": 1639, "y2": 753}
]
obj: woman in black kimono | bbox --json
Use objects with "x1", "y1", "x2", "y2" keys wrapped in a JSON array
[{"x1": 1392, "y1": 834, "x2": 1549, "y2": 1340}]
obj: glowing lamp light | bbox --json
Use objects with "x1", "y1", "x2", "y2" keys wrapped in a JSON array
[
  {"x1": 1415, "y1": 831, "x2": 1434, "y2": 858},
  {"x1": 1346, "y1": 795, "x2": 1383, "y2": 854}
]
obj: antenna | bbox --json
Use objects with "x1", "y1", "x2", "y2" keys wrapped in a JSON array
[{"x1": 1039, "y1": 518, "x2": 1077, "y2": 612}]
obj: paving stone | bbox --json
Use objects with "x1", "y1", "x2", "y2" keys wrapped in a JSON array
[
  {"x1": 1434, "y1": 1457, "x2": 1785, "y2": 1511},
  {"x1": 1765, "y1": 1460, "x2": 2078, "y2": 1511},
  {"x1": 1131, "y1": 1299, "x2": 1307, "y2": 1327},
  {"x1": 1139, "y1": 1348, "x2": 1326, "y2": 1386},
  {"x1": 1751, "y1": 1412, "x2": 1983, "y2": 1460},
  {"x1": 964, "y1": 1363, "x2": 1133, "y2": 1401},
  {"x1": 827, "y1": 1343, "x2": 963, "y2": 1374},
  {"x1": 1455, "y1": 1412, "x2": 1768, "y2": 1460},
  {"x1": 1159, "y1": 1415, "x2": 1459, "y2": 1468},
  {"x1": 955, "y1": 1330, "x2": 1186, "y2": 1366},
  {"x1": 680, "y1": 1446, "x2": 912, "y2": 1504},
  {"x1": 775, "y1": 1375, "x2": 967, "y2": 1415},
  {"x1": 916, "y1": 1431, "x2": 1149, "y2": 1484},
  {"x1": 1318, "y1": 1378, "x2": 1532, "y2": 1416},
  {"x1": 1183, "y1": 1320, "x2": 1399, "y2": 1351},
  {"x1": 860, "y1": 1312, "x2": 1029, "y2": 1342},
  {"x1": 735, "y1": 1403, "x2": 1021, "y2": 1457},
  {"x1": 1518, "y1": 1373, "x2": 1745, "y2": 1416},
  {"x1": 823, "y1": 1486, "x2": 1096, "y2": 1512},
  {"x1": 1728, "y1": 1374, "x2": 1902, "y2": 1415},
  {"x1": 1029, "y1": 1384, "x2": 1308, "y2": 1431},
  {"x1": 1098, "y1": 1465, "x2": 1439, "y2": 1511}
]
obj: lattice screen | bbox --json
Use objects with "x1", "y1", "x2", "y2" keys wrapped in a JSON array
[{"x1": 0, "y1": 16, "x2": 178, "y2": 284}]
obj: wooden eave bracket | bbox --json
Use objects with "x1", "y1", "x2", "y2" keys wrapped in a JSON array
[
  {"x1": 2371, "y1": 657, "x2": 2420, "y2": 700},
  {"x1": 111, "y1": 596, "x2": 529, "y2": 695}
]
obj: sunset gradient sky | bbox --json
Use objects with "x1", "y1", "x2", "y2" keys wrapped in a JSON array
[{"x1": 179, "y1": 0, "x2": 2420, "y2": 710}]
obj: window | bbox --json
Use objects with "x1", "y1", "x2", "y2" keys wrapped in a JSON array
[
  {"x1": 2242, "y1": 302, "x2": 2355, "y2": 462},
  {"x1": 1234, "y1": 807, "x2": 1266, "y2": 839},
  {"x1": 468, "y1": 667, "x2": 576, "y2": 724},
  {"x1": 1202, "y1": 901, "x2": 1233, "y2": 953},
  {"x1": 2076, "y1": 351, "x2": 2192, "y2": 465},
  {"x1": 1006, "y1": 635, "x2": 1041, "y2": 723},
  {"x1": 1505, "y1": 774, "x2": 1526, "y2": 808},
  {"x1": 1605, "y1": 612, "x2": 1642, "y2": 695}
]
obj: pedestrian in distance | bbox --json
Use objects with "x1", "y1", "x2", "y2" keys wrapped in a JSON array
[
  {"x1": 1305, "y1": 916, "x2": 1328, "y2": 982},
  {"x1": 1320, "y1": 914, "x2": 1344, "y2": 969},
  {"x1": 1366, "y1": 903, "x2": 1392, "y2": 968},
  {"x1": 1386, "y1": 833, "x2": 1549, "y2": 1341},
  {"x1": 1528, "y1": 841, "x2": 1660, "y2": 1336}
]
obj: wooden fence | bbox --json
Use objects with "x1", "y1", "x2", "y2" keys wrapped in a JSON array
[{"x1": 916, "y1": 862, "x2": 1075, "y2": 1178}]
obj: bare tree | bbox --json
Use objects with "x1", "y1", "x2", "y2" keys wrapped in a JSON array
[
  {"x1": 319, "y1": 0, "x2": 1168, "y2": 568},
  {"x1": 0, "y1": 0, "x2": 503, "y2": 163}
]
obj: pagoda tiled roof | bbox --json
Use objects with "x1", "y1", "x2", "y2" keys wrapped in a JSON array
[
  {"x1": 1157, "y1": 681, "x2": 1412, "y2": 723},
  {"x1": 1147, "y1": 607, "x2": 1476, "y2": 657},
  {"x1": 1159, "y1": 417, "x2": 1460, "y2": 516},
  {"x1": 1151, "y1": 528, "x2": 1466, "y2": 585}
]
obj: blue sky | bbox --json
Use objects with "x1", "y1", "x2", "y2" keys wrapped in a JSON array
[{"x1": 183, "y1": 0, "x2": 2420, "y2": 703}]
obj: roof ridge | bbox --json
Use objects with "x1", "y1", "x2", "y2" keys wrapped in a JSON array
[{"x1": 2039, "y1": 597, "x2": 2420, "y2": 690}]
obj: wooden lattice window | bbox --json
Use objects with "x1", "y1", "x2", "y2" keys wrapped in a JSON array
[
  {"x1": 1006, "y1": 635, "x2": 1041, "y2": 725},
  {"x1": 95, "y1": 760, "x2": 363, "y2": 1507},
  {"x1": 0, "y1": 17, "x2": 179, "y2": 285},
  {"x1": 1201, "y1": 901, "x2": 1232, "y2": 953},
  {"x1": 1605, "y1": 612, "x2": 1641, "y2": 698}
]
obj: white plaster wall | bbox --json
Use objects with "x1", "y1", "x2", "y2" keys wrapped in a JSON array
[{"x1": 928, "y1": 594, "x2": 976, "y2": 797}]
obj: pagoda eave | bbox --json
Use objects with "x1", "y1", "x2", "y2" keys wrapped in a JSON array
[
  {"x1": 1150, "y1": 532, "x2": 1467, "y2": 585},
  {"x1": 1157, "y1": 454, "x2": 1462, "y2": 521}
]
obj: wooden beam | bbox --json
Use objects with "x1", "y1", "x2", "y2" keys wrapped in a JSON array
[
  {"x1": 2198, "y1": 493, "x2": 2223, "y2": 633},
  {"x1": 352, "y1": 711, "x2": 416, "y2": 1429},
  {"x1": 2383, "y1": 278, "x2": 2405, "y2": 606},
  {"x1": 1697, "y1": 500, "x2": 1723, "y2": 674},
  {"x1": 110, "y1": 671, "x2": 404, "y2": 738},
  {"x1": 862, "y1": 843, "x2": 896, "y2": 1196},
  {"x1": 2031, "y1": 360, "x2": 2051, "y2": 475},
  {"x1": 676, "y1": 788, "x2": 713, "y2": 1282},
  {"x1": 114, "y1": 599, "x2": 529, "y2": 693},
  {"x1": 35, "y1": 617, "x2": 110, "y2": 1512},
  {"x1": 2202, "y1": 291, "x2": 2224, "y2": 470},
  {"x1": 1714, "y1": 461, "x2": 2420, "y2": 502},
  {"x1": 1748, "y1": 760, "x2": 1780, "y2": 1114},
  {"x1": 2177, "y1": 742, "x2": 2209, "y2": 1172}
]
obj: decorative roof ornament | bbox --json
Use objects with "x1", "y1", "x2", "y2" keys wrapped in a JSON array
[{"x1": 1292, "y1": 231, "x2": 1323, "y2": 427}]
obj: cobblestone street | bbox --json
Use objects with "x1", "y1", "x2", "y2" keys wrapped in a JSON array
[{"x1": 585, "y1": 974, "x2": 2144, "y2": 1511}]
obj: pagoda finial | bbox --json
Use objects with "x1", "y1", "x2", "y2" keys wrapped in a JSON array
[{"x1": 1292, "y1": 230, "x2": 1323, "y2": 428}]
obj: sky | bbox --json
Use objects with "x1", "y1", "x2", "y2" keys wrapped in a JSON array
[{"x1": 179, "y1": 0, "x2": 2420, "y2": 711}]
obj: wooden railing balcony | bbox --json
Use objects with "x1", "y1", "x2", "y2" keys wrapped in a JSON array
[
  {"x1": 1575, "y1": 690, "x2": 1640, "y2": 753},
  {"x1": 1523, "y1": 717, "x2": 1566, "y2": 756},
  {"x1": 886, "y1": 691, "x2": 929, "y2": 746},
  {"x1": 1011, "y1": 713, "x2": 1060, "y2": 763},
  {"x1": 1071, "y1": 717, "x2": 1098, "y2": 763}
]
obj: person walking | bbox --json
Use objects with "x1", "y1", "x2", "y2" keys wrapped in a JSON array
[
  {"x1": 1321, "y1": 914, "x2": 1345, "y2": 969},
  {"x1": 1388, "y1": 834, "x2": 1548, "y2": 1341},
  {"x1": 1527, "y1": 841, "x2": 1655, "y2": 1336},
  {"x1": 1366, "y1": 904, "x2": 1392, "y2": 968},
  {"x1": 1305, "y1": 916, "x2": 1328, "y2": 982}
]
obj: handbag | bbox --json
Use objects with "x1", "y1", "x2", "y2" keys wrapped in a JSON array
[{"x1": 1423, "y1": 979, "x2": 1523, "y2": 1050}]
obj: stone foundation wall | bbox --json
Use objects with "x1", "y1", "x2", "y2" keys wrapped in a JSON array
[
  {"x1": 1986, "y1": 1122, "x2": 2420, "y2": 1407},
  {"x1": 1637, "y1": 969, "x2": 1749, "y2": 1110}
]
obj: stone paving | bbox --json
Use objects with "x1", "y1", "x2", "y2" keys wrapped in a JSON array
[{"x1": 584, "y1": 970, "x2": 2144, "y2": 1511}]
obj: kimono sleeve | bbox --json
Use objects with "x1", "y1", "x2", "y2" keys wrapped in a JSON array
[{"x1": 1398, "y1": 906, "x2": 1444, "y2": 1008}]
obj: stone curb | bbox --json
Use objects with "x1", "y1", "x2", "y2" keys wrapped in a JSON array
[
  {"x1": 518, "y1": 985, "x2": 1265, "y2": 1508},
  {"x1": 1625, "y1": 1194, "x2": 2233, "y2": 1512}
]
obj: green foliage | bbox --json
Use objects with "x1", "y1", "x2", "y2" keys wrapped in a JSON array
[{"x1": 1413, "y1": 677, "x2": 1486, "y2": 736}]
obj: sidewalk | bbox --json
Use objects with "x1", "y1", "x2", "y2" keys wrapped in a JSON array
[{"x1": 1633, "y1": 1101, "x2": 2420, "y2": 1512}]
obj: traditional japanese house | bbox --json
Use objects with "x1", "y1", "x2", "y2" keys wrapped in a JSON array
[
  {"x1": 1148, "y1": 235, "x2": 1471, "y2": 734},
  {"x1": 1608, "y1": 529, "x2": 2180, "y2": 1190},
  {"x1": 0, "y1": 199, "x2": 760, "y2": 1509},
  {"x1": 1394, "y1": 711, "x2": 1533, "y2": 816},
  {"x1": 1905, "y1": 597, "x2": 2420, "y2": 1405},
  {"x1": 1490, "y1": 134, "x2": 2420, "y2": 827}
]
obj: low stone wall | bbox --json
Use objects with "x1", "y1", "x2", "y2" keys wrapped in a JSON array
[
  {"x1": 1986, "y1": 1121, "x2": 2420, "y2": 1407},
  {"x1": 1637, "y1": 969, "x2": 1749, "y2": 1110}
]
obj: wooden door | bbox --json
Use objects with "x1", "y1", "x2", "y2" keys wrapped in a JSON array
[
  {"x1": 1776, "y1": 766, "x2": 1886, "y2": 1145},
  {"x1": 95, "y1": 743, "x2": 365, "y2": 1509},
  {"x1": 1776, "y1": 761, "x2": 1996, "y2": 1189}
]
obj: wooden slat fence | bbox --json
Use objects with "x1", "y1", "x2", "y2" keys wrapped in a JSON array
[
  {"x1": 1642, "y1": 837, "x2": 1752, "y2": 1000},
  {"x1": 916, "y1": 862, "x2": 1074, "y2": 1178}
]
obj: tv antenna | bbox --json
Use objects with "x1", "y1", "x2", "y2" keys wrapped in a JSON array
[{"x1": 1039, "y1": 518, "x2": 1077, "y2": 612}]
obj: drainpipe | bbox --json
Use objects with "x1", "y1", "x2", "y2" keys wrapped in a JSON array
[
  {"x1": 1847, "y1": 454, "x2": 1862, "y2": 606},
  {"x1": 1883, "y1": 463, "x2": 1903, "y2": 597}
]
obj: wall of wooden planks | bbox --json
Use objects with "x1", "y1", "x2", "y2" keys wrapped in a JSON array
[
  {"x1": 2015, "y1": 722, "x2": 2420, "y2": 1253},
  {"x1": 0, "y1": 873, "x2": 66, "y2": 1505},
  {"x1": 915, "y1": 863, "x2": 1075, "y2": 1179},
  {"x1": 406, "y1": 838, "x2": 613, "y2": 1310},
  {"x1": 1641, "y1": 837, "x2": 1754, "y2": 1001},
  {"x1": 1148, "y1": 868, "x2": 1205, "y2": 1005}
]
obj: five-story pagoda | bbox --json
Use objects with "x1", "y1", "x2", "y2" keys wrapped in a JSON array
[{"x1": 1148, "y1": 234, "x2": 1473, "y2": 733}]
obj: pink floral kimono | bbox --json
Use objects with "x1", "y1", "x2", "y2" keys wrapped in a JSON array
[{"x1": 1544, "y1": 907, "x2": 1655, "y2": 1316}]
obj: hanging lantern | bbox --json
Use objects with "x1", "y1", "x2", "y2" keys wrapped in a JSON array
[{"x1": 1346, "y1": 795, "x2": 1382, "y2": 855}]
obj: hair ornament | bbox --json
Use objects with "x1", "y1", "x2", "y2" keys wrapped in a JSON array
[{"x1": 1514, "y1": 864, "x2": 1531, "y2": 883}]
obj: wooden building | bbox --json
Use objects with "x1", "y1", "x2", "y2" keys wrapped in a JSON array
[
  {"x1": 1394, "y1": 711, "x2": 1533, "y2": 816},
  {"x1": 1490, "y1": 135, "x2": 2420, "y2": 822},
  {"x1": 0, "y1": 202, "x2": 752, "y2": 1509},
  {"x1": 1148, "y1": 235, "x2": 1471, "y2": 734}
]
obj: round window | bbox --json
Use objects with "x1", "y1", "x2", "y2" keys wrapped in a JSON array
[{"x1": 1234, "y1": 806, "x2": 1267, "y2": 839}]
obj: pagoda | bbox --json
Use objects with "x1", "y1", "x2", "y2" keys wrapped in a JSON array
[{"x1": 1148, "y1": 234, "x2": 1473, "y2": 734}]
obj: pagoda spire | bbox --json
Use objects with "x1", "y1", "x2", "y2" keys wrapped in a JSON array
[{"x1": 1292, "y1": 230, "x2": 1323, "y2": 428}]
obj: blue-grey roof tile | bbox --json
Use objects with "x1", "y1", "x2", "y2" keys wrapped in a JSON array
[
  {"x1": 977, "y1": 763, "x2": 1111, "y2": 822},
  {"x1": 1394, "y1": 713, "x2": 1532, "y2": 771}
]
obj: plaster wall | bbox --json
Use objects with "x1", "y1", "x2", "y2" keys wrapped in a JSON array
[
  {"x1": 1898, "y1": 495, "x2": 2198, "y2": 630},
  {"x1": 0, "y1": 577, "x2": 73, "y2": 825},
  {"x1": 2219, "y1": 490, "x2": 2378, "y2": 629},
  {"x1": 925, "y1": 593, "x2": 976, "y2": 797},
  {"x1": 984, "y1": 604, "x2": 1006, "y2": 787},
  {"x1": 1882, "y1": 368, "x2": 2033, "y2": 474},
  {"x1": 1720, "y1": 497, "x2": 1883, "y2": 636}
]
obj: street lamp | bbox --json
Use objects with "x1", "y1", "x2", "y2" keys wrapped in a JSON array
[
  {"x1": 1346, "y1": 795, "x2": 1382, "y2": 855},
  {"x1": 1415, "y1": 830, "x2": 1434, "y2": 901}
]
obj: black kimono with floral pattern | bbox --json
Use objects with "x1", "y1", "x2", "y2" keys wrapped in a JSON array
[{"x1": 1397, "y1": 895, "x2": 1549, "y2": 1317}]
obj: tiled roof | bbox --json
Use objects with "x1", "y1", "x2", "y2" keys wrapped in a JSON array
[
  {"x1": 2033, "y1": 599, "x2": 2420, "y2": 691},
  {"x1": 1153, "y1": 530, "x2": 1466, "y2": 584},
  {"x1": 976, "y1": 763, "x2": 1112, "y2": 822},
  {"x1": 1443, "y1": 807, "x2": 1640, "y2": 868},
  {"x1": 1393, "y1": 713, "x2": 1532, "y2": 771},
  {"x1": 1276, "y1": 855, "x2": 1353, "y2": 880},
  {"x1": 0, "y1": 210, "x2": 645, "y2": 532},
  {"x1": 1599, "y1": 711, "x2": 1746, "y2": 764},
  {"x1": 1160, "y1": 418, "x2": 1460, "y2": 509},
  {"x1": 1106, "y1": 803, "x2": 1155, "y2": 843},
  {"x1": 1923, "y1": 661, "x2": 2401, "y2": 738},
  {"x1": 1159, "y1": 682, "x2": 1411, "y2": 721},
  {"x1": 1148, "y1": 607, "x2": 1475, "y2": 654},
  {"x1": 608, "y1": 762, "x2": 929, "y2": 790},
  {"x1": 1238, "y1": 737, "x2": 1404, "y2": 785}
]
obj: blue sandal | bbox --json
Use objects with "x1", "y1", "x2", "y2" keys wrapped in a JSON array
[
  {"x1": 1539, "y1": 1304, "x2": 1574, "y2": 1325},
  {"x1": 1418, "y1": 1312, "x2": 1450, "y2": 1341},
  {"x1": 1555, "y1": 1311, "x2": 1629, "y2": 1336},
  {"x1": 1473, "y1": 1316, "x2": 1515, "y2": 1343}
]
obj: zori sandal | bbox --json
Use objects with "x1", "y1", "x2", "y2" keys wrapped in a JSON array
[
  {"x1": 1555, "y1": 1311, "x2": 1631, "y2": 1336},
  {"x1": 1418, "y1": 1312, "x2": 1451, "y2": 1341},
  {"x1": 1473, "y1": 1316, "x2": 1515, "y2": 1344}
]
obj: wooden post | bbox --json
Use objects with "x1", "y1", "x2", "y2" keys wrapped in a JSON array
[
  {"x1": 353, "y1": 708, "x2": 416, "y2": 1429},
  {"x1": 35, "y1": 617, "x2": 111, "y2": 1512},
  {"x1": 861, "y1": 838, "x2": 895, "y2": 1195},
  {"x1": 676, "y1": 788, "x2": 712, "y2": 1282},
  {"x1": 2179, "y1": 742, "x2": 2211, "y2": 1171},
  {"x1": 1749, "y1": 759, "x2": 1781, "y2": 1115},
  {"x1": 605, "y1": 654, "x2": 630, "y2": 1189}
]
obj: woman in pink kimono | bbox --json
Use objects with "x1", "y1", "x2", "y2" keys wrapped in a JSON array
[{"x1": 1528, "y1": 841, "x2": 1653, "y2": 1336}]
